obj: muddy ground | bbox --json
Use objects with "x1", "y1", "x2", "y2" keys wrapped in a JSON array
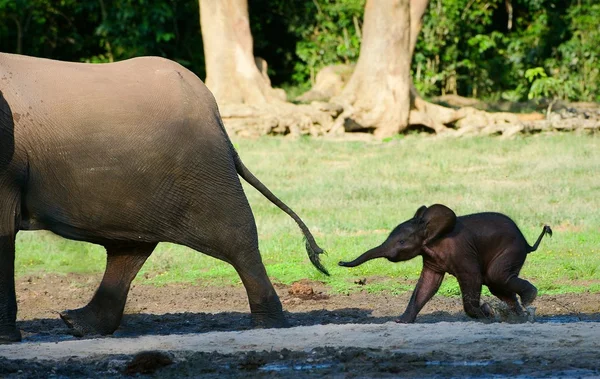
[{"x1": 1, "y1": 273, "x2": 599, "y2": 378}]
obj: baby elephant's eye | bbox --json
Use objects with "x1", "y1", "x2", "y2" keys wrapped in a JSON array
[{"x1": 398, "y1": 240, "x2": 406, "y2": 245}]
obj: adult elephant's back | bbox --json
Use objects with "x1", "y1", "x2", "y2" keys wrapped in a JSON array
[{"x1": 1, "y1": 53, "x2": 239, "y2": 245}]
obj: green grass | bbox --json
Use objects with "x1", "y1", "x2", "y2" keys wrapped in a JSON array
[{"x1": 15, "y1": 133, "x2": 600, "y2": 297}]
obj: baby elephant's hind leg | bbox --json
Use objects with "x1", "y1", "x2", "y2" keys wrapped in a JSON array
[
  {"x1": 505, "y1": 276, "x2": 538, "y2": 306},
  {"x1": 488, "y1": 286, "x2": 524, "y2": 315},
  {"x1": 60, "y1": 242, "x2": 156, "y2": 336},
  {"x1": 487, "y1": 249, "x2": 537, "y2": 307}
]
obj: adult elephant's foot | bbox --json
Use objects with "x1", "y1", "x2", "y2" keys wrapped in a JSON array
[
  {"x1": 250, "y1": 312, "x2": 289, "y2": 328},
  {"x1": 59, "y1": 306, "x2": 120, "y2": 337},
  {"x1": 395, "y1": 312, "x2": 416, "y2": 324},
  {"x1": 249, "y1": 296, "x2": 288, "y2": 328},
  {"x1": 0, "y1": 325, "x2": 21, "y2": 344}
]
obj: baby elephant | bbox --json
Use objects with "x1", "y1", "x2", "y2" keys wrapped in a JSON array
[{"x1": 339, "y1": 204, "x2": 552, "y2": 323}]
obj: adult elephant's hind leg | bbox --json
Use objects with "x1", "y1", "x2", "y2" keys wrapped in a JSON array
[
  {"x1": 187, "y1": 218, "x2": 286, "y2": 328},
  {"x1": 181, "y1": 173, "x2": 286, "y2": 329},
  {"x1": 231, "y1": 250, "x2": 287, "y2": 328},
  {"x1": 60, "y1": 242, "x2": 156, "y2": 336}
]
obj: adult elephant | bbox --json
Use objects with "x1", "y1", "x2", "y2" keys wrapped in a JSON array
[{"x1": 0, "y1": 53, "x2": 328, "y2": 343}]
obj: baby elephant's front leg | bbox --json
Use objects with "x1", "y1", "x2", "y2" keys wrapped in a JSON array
[
  {"x1": 396, "y1": 268, "x2": 444, "y2": 323},
  {"x1": 458, "y1": 275, "x2": 494, "y2": 319}
]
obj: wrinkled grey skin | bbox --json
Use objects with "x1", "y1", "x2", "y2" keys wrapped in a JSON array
[
  {"x1": 0, "y1": 53, "x2": 328, "y2": 343},
  {"x1": 339, "y1": 204, "x2": 551, "y2": 323}
]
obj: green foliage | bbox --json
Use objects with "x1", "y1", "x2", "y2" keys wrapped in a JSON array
[
  {"x1": 0, "y1": 0, "x2": 597, "y2": 101},
  {"x1": 15, "y1": 135, "x2": 600, "y2": 296},
  {"x1": 255, "y1": 0, "x2": 599, "y2": 101},
  {"x1": 413, "y1": 0, "x2": 599, "y2": 101},
  {"x1": 248, "y1": 0, "x2": 365, "y2": 85},
  {"x1": 0, "y1": 0, "x2": 204, "y2": 75},
  {"x1": 546, "y1": 1, "x2": 600, "y2": 101},
  {"x1": 0, "y1": 0, "x2": 95, "y2": 59},
  {"x1": 414, "y1": 0, "x2": 503, "y2": 98},
  {"x1": 85, "y1": 0, "x2": 204, "y2": 72},
  {"x1": 525, "y1": 67, "x2": 575, "y2": 102},
  {"x1": 291, "y1": 0, "x2": 364, "y2": 84}
]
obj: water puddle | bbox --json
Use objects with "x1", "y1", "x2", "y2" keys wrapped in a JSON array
[
  {"x1": 259, "y1": 362, "x2": 333, "y2": 372},
  {"x1": 537, "y1": 315, "x2": 586, "y2": 323},
  {"x1": 25, "y1": 333, "x2": 77, "y2": 343},
  {"x1": 457, "y1": 369, "x2": 600, "y2": 379},
  {"x1": 425, "y1": 359, "x2": 525, "y2": 367},
  {"x1": 425, "y1": 361, "x2": 597, "y2": 379},
  {"x1": 426, "y1": 360, "x2": 496, "y2": 367}
]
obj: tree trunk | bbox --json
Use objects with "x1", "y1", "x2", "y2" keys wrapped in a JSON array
[
  {"x1": 408, "y1": 0, "x2": 427, "y2": 102},
  {"x1": 409, "y1": 0, "x2": 429, "y2": 57},
  {"x1": 332, "y1": 0, "x2": 412, "y2": 137},
  {"x1": 330, "y1": 0, "x2": 460, "y2": 136},
  {"x1": 199, "y1": 0, "x2": 283, "y2": 105},
  {"x1": 407, "y1": 0, "x2": 460, "y2": 133},
  {"x1": 11, "y1": 16, "x2": 22, "y2": 55}
]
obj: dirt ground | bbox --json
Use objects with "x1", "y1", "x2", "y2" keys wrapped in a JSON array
[{"x1": 1, "y1": 273, "x2": 599, "y2": 378}]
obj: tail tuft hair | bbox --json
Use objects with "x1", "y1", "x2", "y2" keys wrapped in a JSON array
[
  {"x1": 528, "y1": 224, "x2": 553, "y2": 253},
  {"x1": 305, "y1": 238, "x2": 329, "y2": 276},
  {"x1": 233, "y1": 151, "x2": 329, "y2": 276}
]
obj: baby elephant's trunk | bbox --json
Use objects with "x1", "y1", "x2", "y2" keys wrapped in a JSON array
[
  {"x1": 528, "y1": 225, "x2": 553, "y2": 253},
  {"x1": 338, "y1": 244, "x2": 387, "y2": 267}
]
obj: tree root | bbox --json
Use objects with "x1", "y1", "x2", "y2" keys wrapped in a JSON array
[
  {"x1": 220, "y1": 102, "x2": 341, "y2": 138},
  {"x1": 219, "y1": 86, "x2": 600, "y2": 138}
]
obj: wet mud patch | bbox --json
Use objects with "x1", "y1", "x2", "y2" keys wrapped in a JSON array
[
  {"x1": 2, "y1": 346, "x2": 599, "y2": 378},
  {"x1": 3, "y1": 274, "x2": 600, "y2": 377},
  {"x1": 13, "y1": 273, "x2": 600, "y2": 342}
]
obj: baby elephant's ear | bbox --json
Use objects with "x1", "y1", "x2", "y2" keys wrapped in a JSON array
[
  {"x1": 421, "y1": 204, "x2": 457, "y2": 245},
  {"x1": 414, "y1": 205, "x2": 428, "y2": 220}
]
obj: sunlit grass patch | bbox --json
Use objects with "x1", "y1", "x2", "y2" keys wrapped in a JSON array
[{"x1": 15, "y1": 133, "x2": 600, "y2": 297}]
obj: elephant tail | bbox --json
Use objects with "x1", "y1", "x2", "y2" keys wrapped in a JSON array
[
  {"x1": 528, "y1": 225, "x2": 553, "y2": 253},
  {"x1": 232, "y1": 151, "x2": 329, "y2": 276}
]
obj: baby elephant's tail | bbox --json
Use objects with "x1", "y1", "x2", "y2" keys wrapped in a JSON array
[{"x1": 528, "y1": 225, "x2": 553, "y2": 253}]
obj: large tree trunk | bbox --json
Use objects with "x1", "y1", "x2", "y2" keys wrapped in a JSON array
[
  {"x1": 199, "y1": 0, "x2": 283, "y2": 105},
  {"x1": 330, "y1": 0, "x2": 459, "y2": 136},
  {"x1": 199, "y1": 0, "x2": 335, "y2": 137},
  {"x1": 332, "y1": 0, "x2": 412, "y2": 137},
  {"x1": 407, "y1": 0, "x2": 458, "y2": 132}
]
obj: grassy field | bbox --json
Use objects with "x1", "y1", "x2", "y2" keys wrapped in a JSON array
[{"x1": 15, "y1": 133, "x2": 600, "y2": 296}]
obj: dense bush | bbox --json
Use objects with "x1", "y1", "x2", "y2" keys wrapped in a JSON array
[
  {"x1": 410, "y1": 0, "x2": 598, "y2": 101},
  {"x1": 0, "y1": 0, "x2": 204, "y2": 75},
  {"x1": 0, "y1": 0, "x2": 597, "y2": 102}
]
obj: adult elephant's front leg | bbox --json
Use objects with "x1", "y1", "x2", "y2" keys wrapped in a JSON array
[
  {"x1": 396, "y1": 267, "x2": 444, "y2": 323},
  {"x1": 0, "y1": 235, "x2": 20, "y2": 343},
  {"x1": 60, "y1": 242, "x2": 156, "y2": 336},
  {"x1": 0, "y1": 187, "x2": 20, "y2": 343}
]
